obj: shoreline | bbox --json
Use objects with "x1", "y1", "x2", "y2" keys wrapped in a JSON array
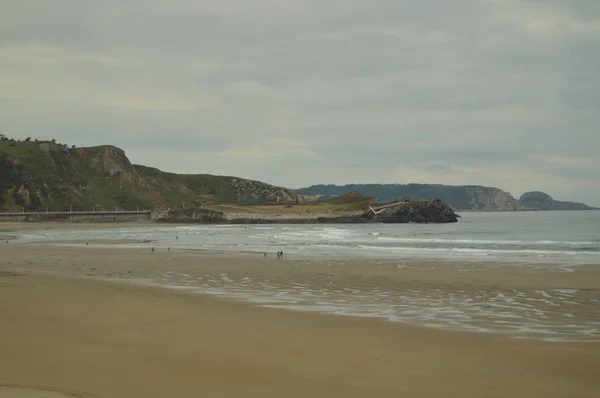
[{"x1": 1, "y1": 270, "x2": 599, "y2": 397}]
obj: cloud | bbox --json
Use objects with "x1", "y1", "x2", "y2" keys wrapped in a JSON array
[{"x1": 1, "y1": 0, "x2": 599, "y2": 205}]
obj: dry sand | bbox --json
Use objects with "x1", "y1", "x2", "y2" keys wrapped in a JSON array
[{"x1": 1, "y1": 234, "x2": 600, "y2": 397}]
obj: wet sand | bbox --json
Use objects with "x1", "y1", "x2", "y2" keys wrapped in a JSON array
[
  {"x1": 1, "y1": 229, "x2": 600, "y2": 397},
  {"x1": 1, "y1": 268, "x2": 599, "y2": 398}
]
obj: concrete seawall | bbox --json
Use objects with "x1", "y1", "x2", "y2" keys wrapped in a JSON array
[
  {"x1": 152, "y1": 209, "x2": 369, "y2": 224},
  {"x1": 222, "y1": 211, "x2": 365, "y2": 223}
]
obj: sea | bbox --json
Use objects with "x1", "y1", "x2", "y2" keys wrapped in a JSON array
[{"x1": 14, "y1": 210, "x2": 600, "y2": 265}]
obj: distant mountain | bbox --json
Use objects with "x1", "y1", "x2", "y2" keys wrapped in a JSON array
[
  {"x1": 295, "y1": 184, "x2": 598, "y2": 211},
  {"x1": 0, "y1": 138, "x2": 296, "y2": 211}
]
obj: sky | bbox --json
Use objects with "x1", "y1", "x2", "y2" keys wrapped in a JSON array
[{"x1": 1, "y1": 0, "x2": 599, "y2": 205}]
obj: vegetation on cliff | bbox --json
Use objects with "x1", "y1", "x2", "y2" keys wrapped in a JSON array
[
  {"x1": 519, "y1": 191, "x2": 596, "y2": 211},
  {"x1": 0, "y1": 137, "x2": 296, "y2": 212}
]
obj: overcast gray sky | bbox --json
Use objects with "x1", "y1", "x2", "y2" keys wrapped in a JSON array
[{"x1": 1, "y1": 0, "x2": 599, "y2": 205}]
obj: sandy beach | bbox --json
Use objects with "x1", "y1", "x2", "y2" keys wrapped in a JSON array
[{"x1": 1, "y1": 227, "x2": 600, "y2": 397}]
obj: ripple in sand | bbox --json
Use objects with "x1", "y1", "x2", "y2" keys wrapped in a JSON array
[{"x1": 123, "y1": 270, "x2": 600, "y2": 342}]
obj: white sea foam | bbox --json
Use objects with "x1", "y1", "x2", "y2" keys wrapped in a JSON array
[{"x1": 556, "y1": 289, "x2": 579, "y2": 295}]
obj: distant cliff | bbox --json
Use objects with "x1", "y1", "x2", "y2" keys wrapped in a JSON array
[
  {"x1": 0, "y1": 139, "x2": 296, "y2": 211},
  {"x1": 295, "y1": 184, "x2": 597, "y2": 211},
  {"x1": 518, "y1": 191, "x2": 595, "y2": 211}
]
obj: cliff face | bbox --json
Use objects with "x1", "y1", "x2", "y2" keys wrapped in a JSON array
[
  {"x1": 296, "y1": 184, "x2": 595, "y2": 211},
  {"x1": 0, "y1": 140, "x2": 296, "y2": 211},
  {"x1": 463, "y1": 186, "x2": 519, "y2": 211}
]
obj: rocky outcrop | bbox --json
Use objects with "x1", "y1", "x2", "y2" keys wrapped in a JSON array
[
  {"x1": 366, "y1": 198, "x2": 459, "y2": 223},
  {"x1": 519, "y1": 192, "x2": 597, "y2": 211},
  {"x1": 84, "y1": 145, "x2": 132, "y2": 176},
  {"x1": 227, "y1": 178, "x2": 296, "y2": 204}
]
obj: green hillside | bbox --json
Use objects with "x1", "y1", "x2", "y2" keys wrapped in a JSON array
[{"x1": 0, "y1": 137, "x2": 296, "y2": 212}]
